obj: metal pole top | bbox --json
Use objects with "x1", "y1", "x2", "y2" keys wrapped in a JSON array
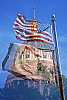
[{"x1": 51, "y1": 14, "x2": 56, "y2": 21}]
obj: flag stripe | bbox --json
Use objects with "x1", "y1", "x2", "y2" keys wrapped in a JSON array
[
  {"x1": 16, "y1": 34, "x2": 53, "y2": 44},
  {"x1": 15, "y1": 30, "x2": 53, "y2": 43},
  {"x1": 26, "y1": 39, "x2": 53, "y2": 44},
  {"x1": 23, "y1": 29, "x2": 52, "y2": 39},
  {"x1": 15, "y1": 18, "x2": 36, "y2": 27},
  {"x1": 13, "y1": 23, "x2": 37, "y2": 31},
  {"x1": 14, "y1": 14, "x2": 38, "y2": 32},
  {"x1": 38, "y1": 31, "x2": 52, "y2": 38},
  {"x1": 25, "y1": 35, "x2": 53, "y2": 42},
  {"x1": 17, "y1": 13, "x2": 25, "y2": 23}
]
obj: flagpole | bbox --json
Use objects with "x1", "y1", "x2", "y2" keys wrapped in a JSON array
[{"x1": 51, "y1": 15, "x2": 65, "y2": 100}]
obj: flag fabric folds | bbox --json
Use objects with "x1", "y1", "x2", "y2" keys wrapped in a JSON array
[
  {"x1": 13, "y1": 13, "x2": 53, "y2": 45},
  {"x1": 13, "y1": 13, "x2": 38, "y2": 32}
]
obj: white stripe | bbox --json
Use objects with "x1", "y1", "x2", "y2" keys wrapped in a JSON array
[
  {"x1": 43, "y1": 31, "x2": 52, "y2": 37},
  {"x1": 15, "y1": 30, "x2": 23, "y2": 34},
  {"x1": 16, "y1": 17, "x2": 24, "y2": 25}
]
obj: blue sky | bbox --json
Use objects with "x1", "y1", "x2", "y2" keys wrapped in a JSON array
[{"x1": 0, "y1": 0, "x2": 67, "y2": 88}]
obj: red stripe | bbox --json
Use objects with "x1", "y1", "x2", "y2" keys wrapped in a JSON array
[
  {"x1": 15, "y1": 19, "x2": 23, "y2": 26},
  {"x1": 38, "y1": 32, "x2": 52, "y2": 38},
  {"x1": 25, "y1": 35, "x2": 53, "y2": 42},
  {"x1": 15, "y1": 31, "x2": 52, "y2": 42},
  {"x1": 26, "y1": 39, "x2": 49, "y2": 44},
  {"x1": 16, "y1": 34, "x2": 53, "y2": 44}
]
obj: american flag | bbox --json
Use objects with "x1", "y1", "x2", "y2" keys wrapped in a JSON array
[
  {"x1": 13, "y1": 13, "x2": 53, "y2": 44},
  {"x1": 13, "y1": 13, "x2": 38, "y2": 32}
]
